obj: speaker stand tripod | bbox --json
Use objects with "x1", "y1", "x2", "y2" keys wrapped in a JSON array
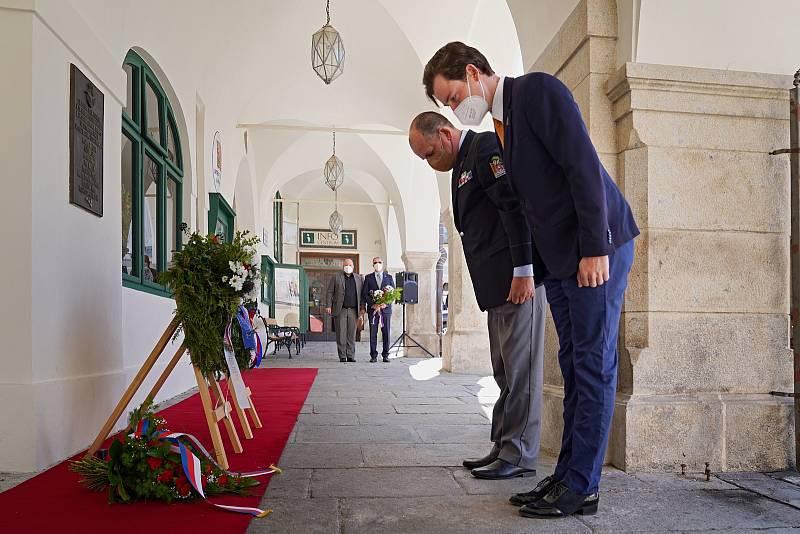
[{"x1": 388, "y1": 302, "x2": 437, "y2": 358}]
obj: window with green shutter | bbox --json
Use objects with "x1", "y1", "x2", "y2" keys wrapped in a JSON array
[{"x1": 121, "y1": 50, "x2": 183, "y2": 298}]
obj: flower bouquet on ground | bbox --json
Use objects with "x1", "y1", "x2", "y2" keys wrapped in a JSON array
[
  {"x1": 158, "y1": 225, "x2": 262, "y2": 375},
  {"x1": 70, "y1": 400, "x2": 260, "y2": 505}
]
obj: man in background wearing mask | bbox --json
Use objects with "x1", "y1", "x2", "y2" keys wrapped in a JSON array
[
  {"x1": 361, "y1": 256, "x2": 395, "y2": 363},
  {"x1": 409, "y1": 111, "x2": 547, "y2": 481},
  {"x1": 325, "y1": 258, "x2": 365, "y2": 363},
  {"x1": 422, "y1": 42, "x2": 639, "y2": 518}
]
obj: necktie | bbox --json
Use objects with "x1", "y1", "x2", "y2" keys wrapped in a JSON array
[{"x1": 493, "y1": 118, "x2": 505, "y2": 148}]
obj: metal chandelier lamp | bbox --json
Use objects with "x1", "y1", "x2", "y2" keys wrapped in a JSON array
[
  {"x1": 311, "y1": 0, "x2": 345, "y2": 85},
  {"x1": 325, "y1": 131, "x2": 344, "y2": 235}
]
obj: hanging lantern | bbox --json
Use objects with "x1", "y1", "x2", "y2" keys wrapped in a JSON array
[
  {"x1": 329, "y1": 209, "x2": 344, "y2": 236},
  {"x1": 324, "y1": 131, "x2": 344, "y2": 191},
  {"x1": 312, "y1": 0, "x2": 345, "y2": 85}
]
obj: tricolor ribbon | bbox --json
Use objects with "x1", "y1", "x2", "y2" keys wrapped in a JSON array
[
  {"x1": 253, "y1": 333, "x2": 263, "y2": 368},
  {"x1": 132, "y1": 427, "x2": 281, "y2": 517}
]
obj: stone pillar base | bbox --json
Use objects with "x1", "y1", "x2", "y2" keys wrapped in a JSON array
[
  {"x1": 401, "y1": 251, "x2": 441, "y2": 358},
  {"x1": 442, "y1": 329, "x2": 491, "y2": 375},
  {"x1": 611, "y1": 393, "x2": 794, "y2": 472}
]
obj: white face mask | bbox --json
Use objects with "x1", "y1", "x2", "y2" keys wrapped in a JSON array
[
  {"x1": 373, "y1": 262, "x2": 383, "y2": 273},
  {"x1": 454, "y1": 71, "x2": 489, "y2": 126},
  {"x1": 343, "y1": 266, "x2": 354, "y2": 275}
]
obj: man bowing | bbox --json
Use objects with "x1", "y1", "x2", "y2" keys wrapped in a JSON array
[{"x1": 423, "y1": 42, "x2": 639, "y2": 518}]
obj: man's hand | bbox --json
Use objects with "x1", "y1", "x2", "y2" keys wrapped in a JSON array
[
  {"x1": 577, "y1": 256, "x2": 610, "y2": 288},
  {"x1": 507, "y1": 276, "x2": 535, "y2": 304},
  {"x1": 325, "y1": 307, "x2": 332, "y2": 315}
]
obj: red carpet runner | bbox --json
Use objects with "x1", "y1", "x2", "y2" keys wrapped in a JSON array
[{"x1": 0, "y1": 367, "x2": 317, "y2": 533}]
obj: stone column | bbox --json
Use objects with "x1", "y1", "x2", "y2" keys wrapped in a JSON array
[
  {"x1": 530, "y1": 0, "x2": 621, "y2": 458},
  {"x1": 440, "y1": 210, "x2": 492, "y2": 374},
  {"x1": 401, "y1": 251, "x2": 440, "y2": 357},
  {"x1": 606, "y1": 62, "x2": 794, "y2": 472}
]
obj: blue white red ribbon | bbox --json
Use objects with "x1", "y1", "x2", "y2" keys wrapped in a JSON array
[{"x1": 132, "y1": 425, "x2": 281, "y2": 517}]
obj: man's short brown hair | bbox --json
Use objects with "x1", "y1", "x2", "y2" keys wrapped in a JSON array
[
  {"x1": 410, "y1": 111, "x2": 454, "y2": 138},
  {"x1": 422, "y1": 41, "x2": 495, "y2": 105}
]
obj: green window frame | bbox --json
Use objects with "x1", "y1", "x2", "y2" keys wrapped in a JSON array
[
  {"x1": 260, "y1": 255, "x2": 308, "y2": 332},
  {"x1": 121, "y1": 50, "x2": 183, "y2": 298},
  {"x1": 208, "y1": 192, "x2": 236, "y2": 243}
]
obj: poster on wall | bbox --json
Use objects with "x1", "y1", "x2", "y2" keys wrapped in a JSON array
[
  {"x1": 274, "y1": 267, "x2": 301, "y2": 307},
  {"x1": 274, "y1": 266, "x2": 301, "y2": 327},
  {"x1": 211, "y1": 131, "x2": 222, "y2": 192},
  {"x1": 283, "y1": 220, "x2": 298, "y2": 246}
]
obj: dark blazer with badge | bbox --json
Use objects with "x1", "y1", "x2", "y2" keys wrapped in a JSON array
[
  {"x1": 452, "y1": 130, "x2": 545, "y2": 311},
  {"x1": 500, "y1": 73, "x2": 640, "y2": 280},
  {"x1": 361, "y1": 271, "x2": 396, "y2": 317}
]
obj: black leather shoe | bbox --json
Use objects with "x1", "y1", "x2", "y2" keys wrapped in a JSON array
[
  {"x1": 340, "y1": 359, "x2": 347, "y2": 363},
  {"x1": 509, "y1": 475, "x2": 559, "y2": 506},
  {"x1": 519, "y1": 481, "x2": 599, "y2": 518},
  {"x1": 472, "y1": 459, "x2": 536, "y2": 480},
  {"x1": 462, "y1": 450, "x2": 499, "y2": 469},
  {"x1": 347, "y1": 358, "x2": 356, "y2": 362},
  {"x1": 382, "y1": 356, "x2": 390, "y2": 363},
  {"x1": 370, "y1": 357, "x2": 378, "y2": 363}
]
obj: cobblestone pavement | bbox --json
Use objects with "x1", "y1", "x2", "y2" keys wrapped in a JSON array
[{"x1": 248, "y1": 342, "x2": 800, "y2": 534}]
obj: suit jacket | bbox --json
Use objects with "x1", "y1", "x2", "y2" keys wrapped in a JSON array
[
  {"x1": 325, "y1": 271, "x2": 364, "y2": 317},
  {"x1": 452, "y1": 130, "x2": 545, "y2": 311},
  {"x1": 500, "y1": 74, "x2": 640, "y2": 280},
  {"x1": 361, "y1": 271, "x2": 396, "y2": 317}
]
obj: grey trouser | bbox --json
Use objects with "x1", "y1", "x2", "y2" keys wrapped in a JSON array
[
  {"x1": 488, "y1": 285, "x2": 547, "y2": 470},
  {"x1": 335, "y1": 307, "x2": 358, "y2": 360}
]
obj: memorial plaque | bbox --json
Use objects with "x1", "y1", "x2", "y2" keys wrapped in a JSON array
[{"x1": 69, "y1": 64, "x2": 104, "y2": 217}]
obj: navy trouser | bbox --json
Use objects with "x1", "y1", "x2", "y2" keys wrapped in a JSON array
[
  {"x1": 369, "y1": 311, "x2": 391, "y2": 357},
  {"x1": 544, "y1": 239, "x2": 634, "y2": 494}
]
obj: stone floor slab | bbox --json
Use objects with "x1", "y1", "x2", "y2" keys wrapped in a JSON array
[
  {"x1": 390, "y1": 397, "x2": 466, "y2": 405},
  {"x1": 314, "y1": 404, "x2": 397, "y2": 414},
  {"x1": 246, "y1": 498, "x2": 340, "y2": 534},
  {"x1": 340, "y1": 495, "x2": 591, "y2": 534},
  {"x1": 262, "y1": 468, "x2": 312, "y2": 499},
  {"x1": 295, "y1": 425, "x2": 420, "y2": 444},
  {"x1": 277, "y1": 444, "x2": 365, "y2": 469},
  {"x1": 632, "y1": 472, "x2": 740, "y2": 491},
  {"x1": 297, "y1": 413, "x2": 360, "y2": 426},
  {"x1": 311, "y1": 467, "x2": 463, "y2": 498},
  {"x1": 362, "y1": 444, "x2": 490, "y2": 467},
  {"x1": 357, "y1": 413, "x2": 489, "y2": 426},
  {"x1": 451, "y1": 466, "x2": 556, "y2": 496},
  {"x1": 395, "y1": 404, "x2": 484, "y2": 414},
  {"x1": 416, "y1": 425, "x2": 493, "y2": 443},
  {"x1": 581, "y1": 489, "x2": 800, "y2": 532}
]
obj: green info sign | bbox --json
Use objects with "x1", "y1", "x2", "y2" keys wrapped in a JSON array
[{"x1": 299, "y1": 229, "x2": 357, "y2": 249}]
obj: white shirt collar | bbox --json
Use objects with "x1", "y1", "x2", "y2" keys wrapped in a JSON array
[
  {"x1": 457, "y1": 129, "x2": 466, "y2": 151},
  {"x1": 491, "y1": 76, "x2": 506, "y2": 122}
]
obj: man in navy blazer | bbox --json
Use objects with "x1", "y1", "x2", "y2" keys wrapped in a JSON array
[
  {"x1": 361, "y1": 256, "x2": 395, "y2": 363},
  {"x1": 423, "y1": 42, "x2": 639, "y2": 519}
]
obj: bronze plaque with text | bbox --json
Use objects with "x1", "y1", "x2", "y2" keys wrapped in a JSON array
[{"x1": 69, "y1": 63, "x2": 104, "y2": 216}]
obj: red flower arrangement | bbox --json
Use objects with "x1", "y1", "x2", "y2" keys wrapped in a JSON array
[{"x1": 70, "y1": 400, "x2": 259, "y2": 504}]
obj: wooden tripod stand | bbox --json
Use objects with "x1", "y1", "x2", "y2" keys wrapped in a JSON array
[{"x1": 85, "y1": 317, "x2": 262, "y2": 470}]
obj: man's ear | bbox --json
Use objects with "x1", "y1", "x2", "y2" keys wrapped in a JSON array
[{"x1": 466, "y1": 63, "x2": 479, "y2": 80}]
